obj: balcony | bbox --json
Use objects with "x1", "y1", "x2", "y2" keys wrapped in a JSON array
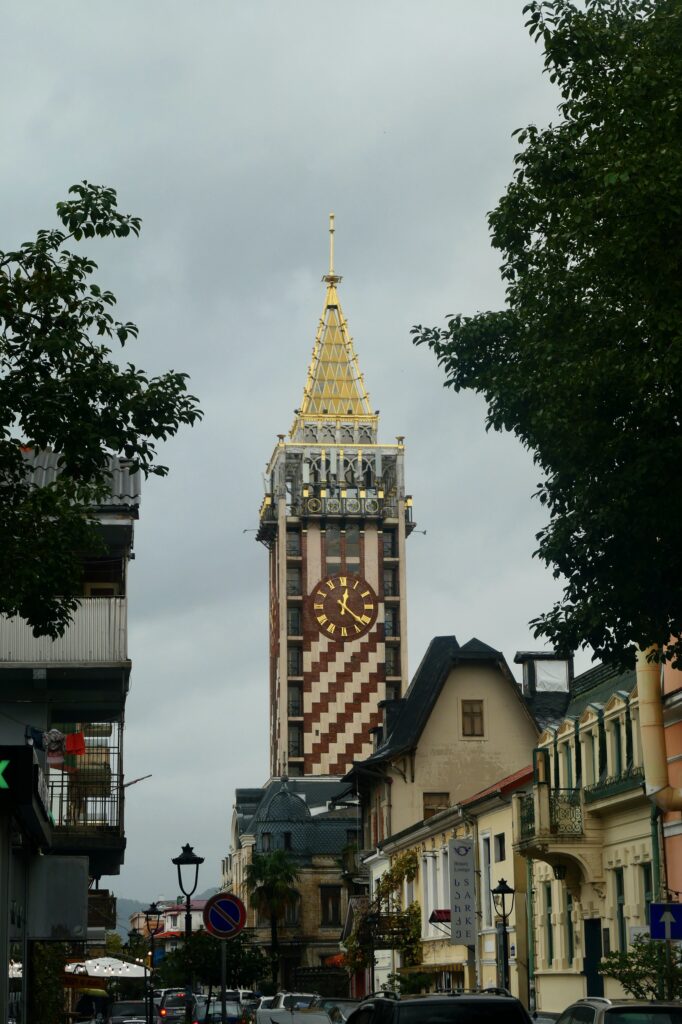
[
  {"x1": 583, "y1": 765, "x2": 645, "y2": 807},
  {"x1": 0, "y1": 598, "x2": 127, "y2": 665},
  {"x1": 49, "y1": 720, "x2": 125, "y2": 877},
  {"x1": 514, "y1": 784, "x2": 602, "y2": 889}
]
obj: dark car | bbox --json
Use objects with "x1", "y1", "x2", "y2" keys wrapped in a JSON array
[
  {"x1": 346, "y1": 993, "x2": 533, "y2": 1024},
  {"x1": 109, "y1": 1001, "x2": 156, "y2": 1024},
  {"x1": 158, "y1": 991, "x2": 200, "y2": 1022},
  {"x1": 555, "y1": 998, "x2": 682, "y2": 1024}
]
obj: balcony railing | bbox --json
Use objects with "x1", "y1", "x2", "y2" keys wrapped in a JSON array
[
  {"x1": 0, "y1": 598, "x2": 127, "y2": 664},
  {"x1": 49, "y1": 721, "x2": 122, "y2": 836},
  {"x1": 584, "y1": 765, "x2": 645, "y2": 804},
  {"x1": 549, "y1": 788, "x2": 583, "y2": 835},
  {"x1": 519, "y1": 793, "x2": 535, "y2": 838}
]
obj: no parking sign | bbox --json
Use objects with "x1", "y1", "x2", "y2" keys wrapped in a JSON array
[{"x1": 203, "y1": 892, "x2": 246, "y2": 940}]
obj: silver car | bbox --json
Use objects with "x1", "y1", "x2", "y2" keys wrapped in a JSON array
[{"x1": 555, "y1": 998, "x2": 682, "y2": 1024}]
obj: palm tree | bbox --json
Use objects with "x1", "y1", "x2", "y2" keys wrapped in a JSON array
[{"x1": 245, "y1": 850, "x2": 300, "y2": 989}]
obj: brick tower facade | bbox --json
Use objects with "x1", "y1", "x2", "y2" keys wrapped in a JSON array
[{"x1": 257, "y1": 217, "x2": 414, "y2": 777}]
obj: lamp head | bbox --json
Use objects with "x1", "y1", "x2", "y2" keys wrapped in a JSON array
[
  {"x1": 492, "y1": 877, "x2": 515, "y2": 918},
  {"x1": 172, "y1": 843, "x2": 204, "y2": 897},
  {"x1": 144, "y1": 900, "x2": 163, "y2": 935}
]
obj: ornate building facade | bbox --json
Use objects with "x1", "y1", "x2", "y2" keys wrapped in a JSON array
[{"x1": 257, "y1": 218, "x2": 414, "y2": 777}]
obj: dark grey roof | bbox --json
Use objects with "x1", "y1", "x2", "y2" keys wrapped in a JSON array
[
  {"x1": 22, "y1": 449, "x2": 141, "y2": 513},
  {"x1": 525, "y1": 691, "x2": 572, "y2": 731},
  {"x1": 233, "y1": 777, "x2": 359, "y2": 864},
  {"x1": 347, "y1": 635, "x2": 533, "y2": 774},
  {"x1": 566, "y1": 662, "x2": 636, "y2": 719}
]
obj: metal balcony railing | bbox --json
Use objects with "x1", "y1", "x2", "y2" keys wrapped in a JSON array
[
  {"x1": 49, "y1": 721, "x2": 122, "y2": 835},
  {"x1": 0, "y1": 598, "x2": 127, "y2": 664},
  {"x1": 519, "y1": 792, "x2": 535, "y2": 838},
  {"x1": 549, "y1": 788, "x2": 583, "y2": 835},
  {"x1": 583, "y1": 765, "x2": 645, "y2": 803}
]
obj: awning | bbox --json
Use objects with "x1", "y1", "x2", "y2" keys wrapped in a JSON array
[
  {"x1": 429, "y1": 910, "x2": 451, "y2": 923},
  {"x1": 66, "y1": 957, "x2": 145, "y2": 978}
]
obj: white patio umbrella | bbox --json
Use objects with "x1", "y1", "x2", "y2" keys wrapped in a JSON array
[{"x1": 66, "y1": 956, "x2": 146, "y2": 978}]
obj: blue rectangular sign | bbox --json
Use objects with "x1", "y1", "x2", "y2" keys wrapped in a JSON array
[{"x1": 650, "y1": 903, "x2": 682, "y2": 940}]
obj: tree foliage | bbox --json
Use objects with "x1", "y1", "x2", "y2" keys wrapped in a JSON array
[
  {"x1": 0, "y1": 182, "x2": 201, "y2": 637},
  {"x1": 344, "y1": 851, "x2": 422, "y2": 974},
  {"x1": 245, "y1": 851, "x2": 300, "y2": 988},
  {"x1": 600, "y1": 934, "x2": 682, "y2": 1001},
  {"x1": 156, "y1": 930, "x2": 268, "y2": 989},
  {"x1": 413, "y1": 0, "x2": 682, "y2": 666}
]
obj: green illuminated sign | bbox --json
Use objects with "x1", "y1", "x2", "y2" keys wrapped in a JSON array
[{"x1": 0, "y1": 760, "x2": 9, "y2": 789}]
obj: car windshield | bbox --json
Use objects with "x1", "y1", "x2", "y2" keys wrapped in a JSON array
[
  {"x1": 606, "y1": 1013, "x2": 682, "y2": 1024},
  {"x1": 283, "y1": 996, "x2": 315, "y2": 1009},
  {"x1": 398, "y1": 1002, "x2": 530, "y2": 1024},
  {"x1": 165, "y1": 996, "x2": 188, "y2": 1008}
]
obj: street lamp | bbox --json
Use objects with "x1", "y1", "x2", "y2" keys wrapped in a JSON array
[
  {"x1": 172, "y1": 844, "x2": 204, "y2": 1024},
  {"x1": 492, "y1": 878, "x2": 515, "y2": 993},
  {"x1": 144, "y1": 902, "x2": 163, "y2": 1024}
]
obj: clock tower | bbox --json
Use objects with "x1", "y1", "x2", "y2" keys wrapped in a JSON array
[{"x1": 257, "y1": 217, "x2": 414, "y2": 777}]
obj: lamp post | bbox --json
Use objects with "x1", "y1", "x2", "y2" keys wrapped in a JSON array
[
  {"x1": 172, "y1": 844, "x2": 204, "y2": 1024},
  {"x1": 143, "y1": 902, "x2": 163, "y2": 1024},
  {"x1": 492, "y1": 878, "x2": 515, "y2": 994}
]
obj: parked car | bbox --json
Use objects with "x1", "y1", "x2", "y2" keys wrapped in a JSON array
[
  {"x1": 555, "y1": 998, "x2": 682, "y2": 1024},
  {"x1": 311, "y1": 997, "x2": 361, "y2": 1022},
  {"x1": 202, "y1": 999, "x2": 242, "y2": 1023},
  {"x1": 108, "y1": 1002, "x2": 157, "y2": 1024},
  {"x1": 345, "y1": 993, "x2": 533, "y2": 1024}
]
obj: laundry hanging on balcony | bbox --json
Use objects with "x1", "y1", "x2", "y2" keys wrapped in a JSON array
[{"x1": 26, "y1": 727, "x2": 86, "y2": 767}]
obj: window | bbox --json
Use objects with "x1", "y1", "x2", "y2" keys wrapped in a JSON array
[
  {"x1": 287, "y1": 763, "x2": 303, "y2": 778},
  {"x1": 286, "y1": 530, "x2": 301, "y2": 556},
  {"x1": 288, "y1": 683, "x2": 303, "y2": 717},
  {"x1": 494, "y1": 833, "x2": 506, "y2": 863},
  {"x1": 481, "y1": 837, "x2": 492, "y2": 928},
  {"x1": 566, "y1": 891, "x2": 574, "y2": 965},
  {"x1": 320, "y1": 886, "x2": 342, "y2": 926},
  {"x1": 325, "y1": 526, "x2": 341, "y2": 563},
  {"x1": 642, "y1": 862, "x2": 653, "y2": 925},
  {"x1": 288, "y1": 723, "x2": 303, "y2": 758},
  {"x1": 262, "y1": 833, "x2": 272, "y2": 852},
  {"x1": 286, "y1": 567, "x2": 302, "y2": 595},
  {"x1": 385, "y1": 646, "x2": 401, "y2": 677},
  {"x1": 545, "y1": 883, "x2": 554, "y2": 966},
  {"x1": 382, "y1": 530, "x2": 397, "y2": 557},
  {"x1": 284, "y1": 893, "x2": 300, "y2": 926},
  {"x1": 564, "y1": 741, "x2": 573, "y2": 788},
  {"x1": 384, "y1": 568, "x2": 398, "y2": 596},
  {"x1": 613, "y1": 719, "x2": 623, "y2": 777},
  {"x1": 287, "y1": 646, "x2": 303, "y2": 676},
  {"x1": 615, "y1": 867, "x2": 626, "y2": 952},
  {"x1": 170, "y1": 915, "x2": 178, "y2": 928},
  {"x1": 385, "y1": 607, "x2": 399, "y2": 637},
  {"x1": 423, "y1": 792, "x2": 449, "y2": 820},
  {"x1": 287, "y1": 606, "x2": 302, "y2": 636},
  {"x1": 345, "y1": 525, "x2": 360, "y2": 561},
  {"x1": 283, "y1": 832, "x2": 292, "y2": 851},
  {"x1": 462, "y1": 700, "x2": 484, "y2": 737}
]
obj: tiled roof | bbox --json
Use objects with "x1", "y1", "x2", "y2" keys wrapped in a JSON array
[
  {"x1": 566, "y1": 663, "x2": 636, "y2": 719},
  {"x1": 461, "y1": 765, "x2": 533, "y2": 807},
  {"x1": 525, "y1": 691, "x2": 572, "y2": 730}
]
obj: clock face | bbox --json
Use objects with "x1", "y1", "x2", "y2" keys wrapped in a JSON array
[{"x1": 311, "y1": 573, "x2": 378, "y2": 641}]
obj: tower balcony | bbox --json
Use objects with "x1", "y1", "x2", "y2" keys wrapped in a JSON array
[{"x1": 0, "y1": 597, "x2": 128, "y2": 665}]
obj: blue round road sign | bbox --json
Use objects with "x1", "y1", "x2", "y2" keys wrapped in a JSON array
[{"x1": 203, "y1": 892, "x2": 246, "y2": 939}]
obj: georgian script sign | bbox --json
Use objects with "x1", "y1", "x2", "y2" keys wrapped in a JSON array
[{"x1": 449, "y1": 837, "x2": 476, "y2": 945}]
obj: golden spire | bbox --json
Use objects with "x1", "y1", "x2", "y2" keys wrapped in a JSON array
[{"x1": 290, "y1": 215, "x2": 377, "y2": 439}]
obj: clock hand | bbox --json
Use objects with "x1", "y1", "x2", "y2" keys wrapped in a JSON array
[
  {"x1": 337, "y1": 589, "x2": 350, "y2": 616},
  {"x1": 343, "y1": 604, "x2": 365, "y2": 625}
]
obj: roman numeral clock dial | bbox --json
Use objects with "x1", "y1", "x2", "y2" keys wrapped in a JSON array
[{"x1": 311, "y1": 573, "x2": 378, "y2": 641}]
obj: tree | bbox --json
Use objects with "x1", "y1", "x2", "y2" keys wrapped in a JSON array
[
  {"x1": 600, "y1": 934, "x2": 682, "y2": 1001},
  {"x1": 156, "y1": 930, "x2": 268, "y2": 990},
  {"x1": 0, "y1": 182, "x2": 201, "y2": 637},
  {"x1": 412, "y1": 0, "x2": 682, "y2": 666},
  {"x1": 245, "y1": 851, "x2": 300, "y2": 988}
]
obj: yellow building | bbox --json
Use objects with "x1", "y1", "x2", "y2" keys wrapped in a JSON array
[{"x1": 512, "y1": 661, "x2": 660, "y2": 1013}]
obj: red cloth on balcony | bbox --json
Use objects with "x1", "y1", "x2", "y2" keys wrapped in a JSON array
[{"x1": 65, "y1": 732, "x2": 86, "y2": 756}]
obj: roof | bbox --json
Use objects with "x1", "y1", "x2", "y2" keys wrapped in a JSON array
[
  {"x1": 21, "y1": 448, "x2": 141, "y2": 513},
  {"x1": 525, "y1": 691, "x2": 572, "y2": 730},
  {"x1": 460, "y1": 765, "x2": 533, "y2": 808},
  {"x1": 253, "y1": 781, "x2": 311, "y2": 823},
  {"x1": 566, "y1": 661, "x2": 636, "y2": 718},
  {"x1": 290, "y1": 219, "x2": 376, "y2": 439},
  {"x1": 347, "y1": 635, "x2": 534, "y2": 772}
]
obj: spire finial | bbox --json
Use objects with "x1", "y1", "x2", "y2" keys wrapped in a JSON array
[{"x1": 323, "y1": 212, "x2": 342, "y2": 285}]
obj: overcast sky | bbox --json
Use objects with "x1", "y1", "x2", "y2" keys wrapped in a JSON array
[{"x1": 2, "y1": 1, "x2": 592, "y2": 902}]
